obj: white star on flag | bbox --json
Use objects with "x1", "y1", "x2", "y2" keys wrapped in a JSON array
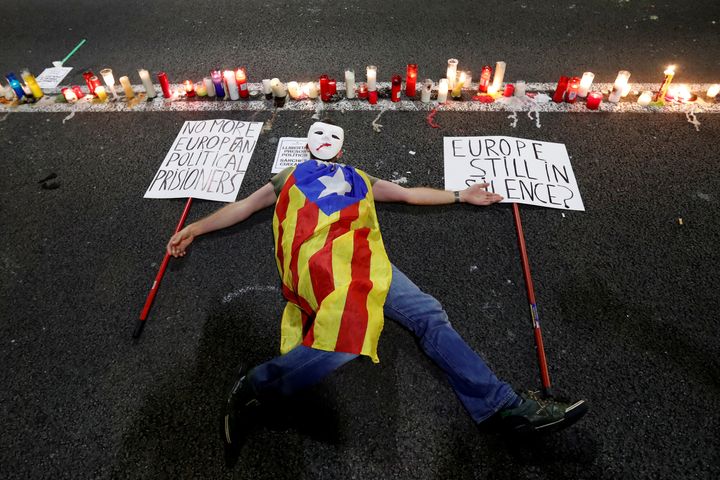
[{"x1": 318, "y1": 168, "x2": 352, "y2": 198}]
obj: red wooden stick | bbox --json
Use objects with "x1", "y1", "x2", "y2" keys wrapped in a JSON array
[
  {"x1": 512, "y1": 203, "x2": 553, "y2": 397},
  {"x1": 133, "y1": 197, "x2": 193, "y2": 338}
]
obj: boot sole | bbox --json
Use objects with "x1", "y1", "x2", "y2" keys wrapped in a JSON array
[{"x1": 507, "y1": 400, "x2": 589, "y2": 435}]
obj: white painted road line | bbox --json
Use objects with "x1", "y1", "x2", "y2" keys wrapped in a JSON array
[{"x1": 1, "y1": 82, "x2": 718, "y2": 113}]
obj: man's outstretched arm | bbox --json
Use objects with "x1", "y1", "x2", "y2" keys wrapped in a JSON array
[
  {"x1": 372, "y1": 179, "x2": 503, "y2": 206},
  {"x1": 167, "y1": 182, "x2": 277, "y2": 257}
]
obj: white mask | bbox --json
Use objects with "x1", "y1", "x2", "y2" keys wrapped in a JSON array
[{"x1": 307, "y1": 122, "x2": 344, "y2": 160}]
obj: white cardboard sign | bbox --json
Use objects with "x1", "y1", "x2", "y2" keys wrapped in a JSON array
[
  {"x1": 444, "y1": 136, "x2": 584, "y2": 211},
  {"x1": 271, "y1": 137, "x2": 310, "y2": 173},
  {"x1": 35, "y1": 67, "x2": 73, "y2": 89},
  {"x1": 145, "y1": 119, "x2": 263, "y2": 202}
]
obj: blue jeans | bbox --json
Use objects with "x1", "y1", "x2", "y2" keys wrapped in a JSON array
[{"x1": 247, "y1": 265, "x2": 517, "y2": 423}]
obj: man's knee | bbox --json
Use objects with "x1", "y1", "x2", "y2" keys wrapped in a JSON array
[{"x1": 414, "y1": 296, "x2": 451, "y2": 337}]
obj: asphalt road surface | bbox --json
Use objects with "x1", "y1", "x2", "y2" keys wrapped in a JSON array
[{"x1": 1, "y1": 1, "x2": 719, "y2": 479}]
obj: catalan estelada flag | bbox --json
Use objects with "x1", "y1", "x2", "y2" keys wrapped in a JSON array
[{"x1": 273, "y1": 160, "x2": 392, "y2": 363}]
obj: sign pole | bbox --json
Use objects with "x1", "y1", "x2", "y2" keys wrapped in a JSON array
[
  {"x1": 133, "y1": 197, "x2": 193, "y2": 339},
  {"x1": 511, "y1": 202, "x2": 553, "y2": 398}
]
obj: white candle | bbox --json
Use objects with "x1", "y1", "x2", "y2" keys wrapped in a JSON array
[
  {"x1": 287, "y1": 81, "x2": 300, "y2": 99},
  {"x1": 100, "y1": 68, "x2": 118, "y2": 99},
  {"x1": 307, "y1": 82, "x2": 319, "y2": 99},
  {"x1": 270, "y1": 78, "x2": 287, "y2": 97},
  {"x1": 366, "y1": 66, "x2": 377, "y2": 91},
  {"x1": 608, "y1": 70, "x2": 631, "y2": 103},
  {"x1": 138, "y1": 69, "x2": 156, "y2": 98},
  {"x1": 463, "y1": 71, "x2": 472, "y2": 88},
  {"x1": 421, "y1": 79, "x2": 432, "y2": 103},
  {"x1": 270, "y1": 78, "x2": 280, "y2": 96},
  {"x1": 345, "y1": 68, "x2": 356, "y2": 99},
  {"x1": 446, "y1": 58, "x2": 458, "y2": 90},
  {"x1": 262, "y1": 79, "x2": 272, "y2": 95},
  {"x1": 491, "y1": 61, "x2": 506, "y2": 91},
  {"x1": 204, "y1": 77, "x2": 216, "y2": 97},
  {"x1": 437, "y1": 78, "x2": 449, "y2": 103},
  {"x1": 514, "y1": 80, "x2": 526, "y2": 97},
  {"x1": 578, "y1": 72, "x2": 594, "y2": 98},
  {"x1": 677, "y1": 85, "x2": 692, "y2": 102},
  {"x1": 637, "y1": 91, "x2": 653, "y2": 106},
  {"x1": 2, "y1": 84, "x2": 13, "y2": 100},
  {"x1": 224, "y1": 70, "x2": 239, "y2": 100},
  {"x1": 62, "y1": 88, "x2": 77, "y2": 103},
  {"x1": 707, "y1": 84, "x2": 719, "y2": 98}
]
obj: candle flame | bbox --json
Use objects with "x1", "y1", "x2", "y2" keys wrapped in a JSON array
[
  {"x1": 707, "y1": 84, "x2": 720, "y2": 97},
  {"x1": 664, "y1": 65, "x2": 675, "y2": 75}
]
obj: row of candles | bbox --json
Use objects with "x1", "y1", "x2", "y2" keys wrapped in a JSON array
[{"x1": 3, "y1": 61, "x2": 720, "y2": 109}]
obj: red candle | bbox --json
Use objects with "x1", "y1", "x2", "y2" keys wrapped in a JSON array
[
  {"x1": 368, "y1": 89, "x2": 378, "y2": 104},
  {"x1": 552, "y1": 76, "x2": 569, "y2": 103},
  {"x1": 565, "y1": 76, "x2": 581, "y2": 103},
  {"x1": 90, "y1": 76, "x2": 102, "y2": 94},
  {"x1": 479, "y1": 65, "x2": 492, "y2": 93},
  {"x1": 503, "y1": 83, "x2": 515, "y2": 97},
  {"x1": 158, "y1": 72, "x2": 172, "y2": 98},
  {"x1": 391, "y1": 75, "x2": 402, "y2": 102},
  {"x1": 320, "y1": 74, "x2": 330, "y2": 102},
  {"x1": 328, "y1": 79, "x2": 337, "y2": 97},
  {"x1": 586, "y1": 91, "x2": 602, "y2": 110},
  {"x1": 405, "y1": 64, "x2": 417, "y2": 97},
  {"x1": 236, "y1": 68, "x2": 249, "y2": 98},
  {"x1": 184, "y1": 80, "x2": 196, "y2": 97},
  {"x1": 71, "y1": 85, "x2": 85, "y2": 99},
  {"x1": 83, "y1": 71, "x2": 97, "y2": 94},
  {"x1": 358, "y1": 82, "x2": 368, "y2": 99}
]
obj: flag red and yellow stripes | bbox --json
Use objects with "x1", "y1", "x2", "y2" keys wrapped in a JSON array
[{"x1": 272, "y1": 162, "x2": 391, "y2": 362}]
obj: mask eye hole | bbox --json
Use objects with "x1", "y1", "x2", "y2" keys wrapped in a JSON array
[
  {"x1": 331, "y1": 135, "x2": 340, "y2": 140},
  {"x1": 314, "y1": 131, "x2": 323, "y2": 135}
]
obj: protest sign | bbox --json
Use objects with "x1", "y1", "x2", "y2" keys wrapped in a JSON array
[
  {"x1": 444, "y1": 136, "x2": 584, "y2": 211},
  {"x1": 145, "y1": 119, "x2": 263, "y2": 202},
  {"x1": 35, "y1": 67, "x2": 73, "y2": 89},
  {"x1": 271, "y1": 137, "x2": 310, "y2": 173}
]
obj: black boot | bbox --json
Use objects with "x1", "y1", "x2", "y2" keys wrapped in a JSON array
[{"x1": 222, "y1": 365, "x2": 261, "y2": 468}]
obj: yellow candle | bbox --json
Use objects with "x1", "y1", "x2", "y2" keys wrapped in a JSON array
[
  {"x1": 119, "y1": 76, "x2": 135, "y2": 99},
  {"x1": 653, "y1": 65, "x2": 675, "y2": 102},
  {"x1": 21, "y1": 70, "x2": 44, "y2": 99},
  {"x1": 451, "y1": 72, "x2": 465, "y2": 98},
  {"x1": 94, "y1": 86, "x2": 108, "y2": 101}
]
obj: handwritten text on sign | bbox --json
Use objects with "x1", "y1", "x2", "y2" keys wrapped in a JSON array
[
  {"x1": 443, "y1": 136, "x2": 584, "y2": 211},
  {"x1": 145, "y1": 119, "x2": 263, "y2": 202}
]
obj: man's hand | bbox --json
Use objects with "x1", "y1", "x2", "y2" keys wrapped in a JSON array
[
  {"x1": 461, "y1": 183, "x2": 504, "y2": 206},
  {"x1": 167, "y1": 226, "x2": 195, "y2": 258}
]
